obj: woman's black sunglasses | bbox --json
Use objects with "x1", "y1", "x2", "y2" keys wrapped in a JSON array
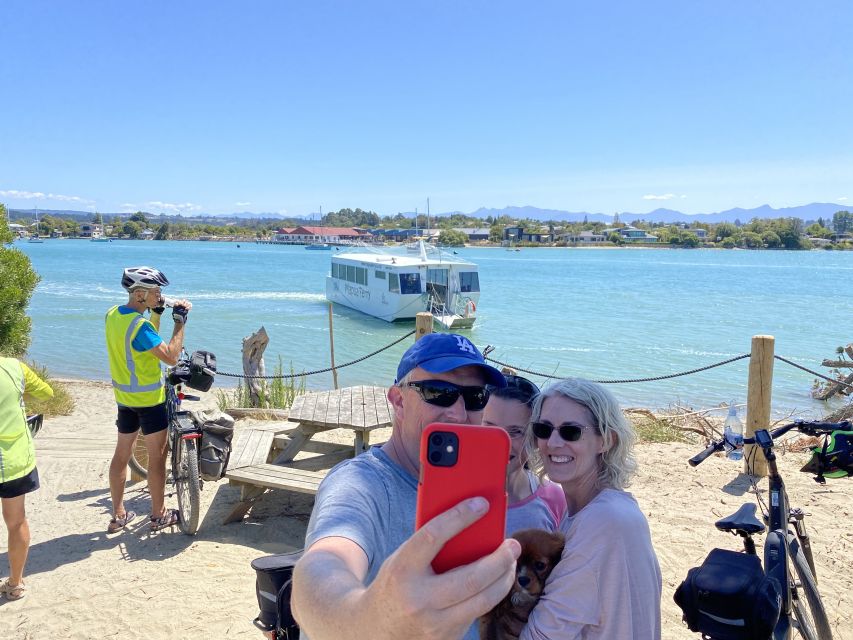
[
  {"x1": 402, "y1": 380, "x2": 490, "y2": 411},
  {"x1": 530, "y1": 421, "x2": 591, "y2": 442},
  {"x1": 486, "y1": 375, "x2": 540, "y2": 403}
]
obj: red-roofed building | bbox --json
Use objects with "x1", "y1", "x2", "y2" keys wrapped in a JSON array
[{"x1": 274, "y1": 226, "x2": 372, "y2": 244}]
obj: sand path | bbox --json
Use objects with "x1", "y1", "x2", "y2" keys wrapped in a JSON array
[{"x1": 1, "y1": 380, "x2": 850, "y2": 639}]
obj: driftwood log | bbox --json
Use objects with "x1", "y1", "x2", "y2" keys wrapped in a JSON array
[
  {"x1": 815, "y1": 343, "x2": 853, "y2": 401},
  {"x1": 242, "y1": 327, "x2": 269, "y2": 407}
]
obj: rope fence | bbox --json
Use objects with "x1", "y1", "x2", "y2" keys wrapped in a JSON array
[{"x1": 212, "y1": 327, "x2": 853, "y2": 393}]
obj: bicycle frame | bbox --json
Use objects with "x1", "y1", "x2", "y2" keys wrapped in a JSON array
[{"x1": 686, "y1": 420, "x2": 844, "y2": 640}]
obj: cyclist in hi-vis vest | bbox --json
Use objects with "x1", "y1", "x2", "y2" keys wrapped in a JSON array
[
  {"x1": 105, "y1": 266, "x2": 191, "y2": 533},
  {"x1": 0, "y1": 357, "x2": 53, "y2": 600}
]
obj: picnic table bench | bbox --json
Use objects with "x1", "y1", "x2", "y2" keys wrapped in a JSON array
[{"x1": 223, "y1": 385, "x2": 392, "y2": 523}]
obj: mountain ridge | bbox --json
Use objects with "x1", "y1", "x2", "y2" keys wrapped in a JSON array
[{"x1": 8, "y1": 202, "x2": 847, "y2": 224}]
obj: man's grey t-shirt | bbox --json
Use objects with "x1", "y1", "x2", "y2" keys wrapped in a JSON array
[{"x1": 304, "y1": 446, "x2": 480, "y2": 640}]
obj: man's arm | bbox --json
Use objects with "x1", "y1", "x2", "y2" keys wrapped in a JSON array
[
  {"x1": 20, "y1": 362, "x2": 54, "y2": 402},
  {"x1": 292, "y1": 497, "x2": 520, "y2": 640},
  {"x1": 148, "y1": 299, "x2": 191, "y2": 366}
]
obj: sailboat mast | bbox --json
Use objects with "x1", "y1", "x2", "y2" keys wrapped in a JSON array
[{"x1": 426, "y1": 198, "x2": 430, "y2": 237}]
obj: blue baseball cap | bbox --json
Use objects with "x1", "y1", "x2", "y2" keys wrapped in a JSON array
[{"x1": 396, "y1": 333, "x2": 506, "y2": 387}]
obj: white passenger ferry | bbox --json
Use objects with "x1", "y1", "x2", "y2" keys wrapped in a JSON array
[{"x1": 325, "y1": 241, "x2": 480, "y2": 329}]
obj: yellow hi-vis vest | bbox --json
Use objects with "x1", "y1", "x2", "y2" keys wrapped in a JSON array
[
  {"x1": 105, "y1": 306, "x2": 165, "y2": 407},
  {"x1": 0, "y1": 358, "x2": 35, "y2": 484}
]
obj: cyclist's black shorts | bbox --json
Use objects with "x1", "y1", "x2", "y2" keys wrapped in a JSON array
[
  {"x1": 116, "y1": 403, "x2": 168, "y2": 436},
  {"x1": 0, "y1": 467, "x2": 40, "y2": 499}
]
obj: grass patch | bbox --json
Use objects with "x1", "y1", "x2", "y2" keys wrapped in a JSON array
[
  {"x1": 24, "y1": 362, "x2": 75, "y2": 417},
  {"x1": 628, "y1": 412, "x2": 692, "y2": 444},
  {"x1": 217, "y1": 356, "x2": 307, "y2": 411}
]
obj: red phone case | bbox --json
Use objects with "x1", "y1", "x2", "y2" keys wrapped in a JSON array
[{"x1": 415, "y1": 423, "x2": 510, "y2": 574}]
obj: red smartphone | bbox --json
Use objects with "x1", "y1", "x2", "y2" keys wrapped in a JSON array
[{"x1": 415, "y1": 422, "x2": 510, "y2": 574}]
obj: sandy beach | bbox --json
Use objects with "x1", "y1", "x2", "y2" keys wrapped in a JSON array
[{"x1": 1, "y1": 379, "x2": 851, "y2": 639}]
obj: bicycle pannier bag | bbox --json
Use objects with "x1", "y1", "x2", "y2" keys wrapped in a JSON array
[
  {"x1": 251, "y1": 550, "x2": 303, "y2": 639},
  {"x1": 198, "y1": 414, "x2": 235, "y2": 481},
  {"x1": 801, "y1": 428, "x2": 853, "y2": 481},
  {"x1": 186, "y1": 350, "x2": 217, "y2": 392},
  {"x1": 674, "y1": 548, "x2": 781, "y2": 640}
]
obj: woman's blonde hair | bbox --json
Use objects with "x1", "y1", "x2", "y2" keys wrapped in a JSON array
[{"x1": 525, "y1": 378, "x2": 637, "y2": 491}]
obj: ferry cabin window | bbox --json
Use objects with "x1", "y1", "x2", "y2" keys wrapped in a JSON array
[
  {"x1": 427, "y1": 268, "x2": 448, "y2": 286},
  {"x1": 459, "y1": 272, "x2": 480, "y2": 292},
  {"x1": 375, "y1": 270, "x2": 386, "y2": 279},
  {"x1": 356, "y1": 267, "x2": 367, "y2": 286},
  {"x1": 400, "y1": 273, "x2": 421, "y2": 295},
  {"x1": 389, "y1": 273, "x2": 400, "y2": 293},
  {"x1": 346, "y1": 265, "x2": 356, "y2": 282},
  {"x1": 332, "y1": 263, "x2": 339, "y2": 278}
]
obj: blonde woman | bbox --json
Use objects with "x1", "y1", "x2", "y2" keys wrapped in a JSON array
[{"x1": 520, "y1": 378, "x2": 661, "y2": 640}]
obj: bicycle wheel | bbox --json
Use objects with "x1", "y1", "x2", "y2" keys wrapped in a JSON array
[
  {"x1": 173, "y1": 437, "x2": 201, "y2": 535},
  {"x1": 788, "y1": 534, "x2": 833, "y2": 640},
  {"x1": 129, "y1": 437, "x2": 149, "y2": 479}
]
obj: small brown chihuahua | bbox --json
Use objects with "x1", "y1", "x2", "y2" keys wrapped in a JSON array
[{"x1": 479, "y1": 528, "x2": 566, "y2": 640}]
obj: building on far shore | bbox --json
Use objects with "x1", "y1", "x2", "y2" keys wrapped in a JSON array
[
  {"x1": 602, "y1": 226, "x2": 659, "y2": 243},
  {"x1": 502, "y1": 225, "x2": 554, "y2": 243},
  {"x1": 558, "y1": 230, "x2": 607, "y2": 244},
  {"x1": 80, "y1": 223, "x2": 104, "y2": 238},
  {"x1": 273, "y1": 226, "x2": 372, "y2": 245}
]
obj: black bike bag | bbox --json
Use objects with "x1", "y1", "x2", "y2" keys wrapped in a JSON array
[
  {"x1": 674, "y1": 548, "x2": 781, "y2": 640},
  {"x1": 251, "y1": 550, "x2": 303, "y2": 639},
  {"x1": 167, "y1": 350, "x2": 217, "y2": 392}
]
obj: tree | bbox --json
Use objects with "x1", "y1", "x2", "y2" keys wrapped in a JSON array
[
  {"x1": 762, "y1": 231, "x2": 781, "y2": 248},
  {"x1": 154, "y1": 222, "x2": 170, "y2": 240},
  {"x1": 489, "y1": 224, "x2": 504, "y2": 243},
  {"x1": 123, "y1": 221, "x2": 142, "y2": 238},
  {"x1": 607, "y1": 232, "x2": 623, "y2": 245},
  {"x1": 742, "y1": 231, "x2": 763, "y2": 248},
  {"x1": 130, "y1": 211, "x2": 149, "y2": 225},
  {"x1": 805, "y1": 223, "x2": 831, "y2": 239},
  {"x1": 832, "y1": 210, "x2": 852, "y2": 235},
  {"x1": 91, "y1": 212, "x2": 103, "y2": 224},
  {"x1": 437, "y1": 229, "x2": 468, "y2": 246},
  {"x1": 0, "y1": 204, "x2": 40, "y2": 356},
  {"x1": 680, "y1": 232, "x2": 699, "y2": 248}
]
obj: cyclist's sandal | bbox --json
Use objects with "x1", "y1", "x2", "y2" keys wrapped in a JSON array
[
  {"x1": 107, "y1": 510, "x2": 137, "y2": 534},
  {"x1": 149, "y1": 508, "x2": 180, "y2": 532},
  {"x1": 0, "y1": 579, "x2": 26, "y2": 600}
]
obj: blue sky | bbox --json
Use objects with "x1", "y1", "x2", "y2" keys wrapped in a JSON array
[{"x1": 1, "y1": 1, "x2": 851, "y2": 217}]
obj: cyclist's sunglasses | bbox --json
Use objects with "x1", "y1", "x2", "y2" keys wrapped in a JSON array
[
  {"x1": 530, "y1": 421, "x2": 594, "y2": 442},
  {"x1": 402, "y1": 380, "x2": 490, "y2": 411},
  {"x1": 487, "y1": 375, "x2": 540, "y2": 403}
]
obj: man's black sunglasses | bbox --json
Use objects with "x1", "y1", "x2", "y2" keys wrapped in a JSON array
[
  {"x1": 402, "y1": 380, "x2": 490, "y2": 411},
  {"x1": 530, "y1": 421, "x2": 593, "y2": 442}
]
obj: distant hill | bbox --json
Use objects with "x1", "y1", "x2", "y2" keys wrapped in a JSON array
[
  {"x1": 453, "y1": 203, "x2": 845, "y2": 224},
  {"x1": 9, "y1": 202, "x2": 847, "y2": 225}
]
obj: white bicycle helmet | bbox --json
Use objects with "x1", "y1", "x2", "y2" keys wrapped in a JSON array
[{"x1": 121, "y1": 266, "x2": 170, "y2": 291}]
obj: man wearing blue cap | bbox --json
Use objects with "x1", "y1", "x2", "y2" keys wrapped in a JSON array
[{"x1": 292, "y1": 333, "x2": 520, "y2": 640}]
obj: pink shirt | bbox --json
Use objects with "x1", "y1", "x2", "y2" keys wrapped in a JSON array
[{"x1": 520, "y1": 489, "x2": 662, "y2": 640}]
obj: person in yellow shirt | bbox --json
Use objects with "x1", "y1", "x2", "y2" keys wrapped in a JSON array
[
  {"x1": 105, "y1": 266, "x2": 191, "y2": 533},
  {"x1": 0, "y1": 357, "x2": 53, "y2": 600}
]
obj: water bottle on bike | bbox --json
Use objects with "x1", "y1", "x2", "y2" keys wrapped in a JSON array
[{"x1": 723, "y1": 401, "x2": 743, "y2": 461}]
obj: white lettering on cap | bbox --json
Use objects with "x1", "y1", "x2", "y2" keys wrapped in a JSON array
[{"x1": 455, "y1": 336, "x2": 476, "y2": 355}]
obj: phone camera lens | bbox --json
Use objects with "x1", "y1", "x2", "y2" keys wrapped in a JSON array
[
  {"x1": 430, "y1": 433, "x2": 443, "y2": 447},
  {"x1": 429, "y1": 450, "x2": 443, "y2": 464}
]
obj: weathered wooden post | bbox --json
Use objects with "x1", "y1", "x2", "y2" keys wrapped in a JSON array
[
  {"x1": 745, "y1": 335, "x2": 774, "y2": 477},
  {"x1": 242, "y1": 327, "x2": 269, "y2": 407},
  {"x1": 328, "y1": 303, "x2": 339, "y2": 389},
  {"x1": 415, "y1": 312, "x2": 433, "y2": 341}
]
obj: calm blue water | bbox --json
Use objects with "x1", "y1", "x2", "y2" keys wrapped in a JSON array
[{"x1": 15, "y1": 239, "x2": 853, "y2": 416}]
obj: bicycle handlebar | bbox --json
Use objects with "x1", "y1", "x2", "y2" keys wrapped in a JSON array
[{"x1": 688, "y1": 420, "x2": 850, "y2": 467}]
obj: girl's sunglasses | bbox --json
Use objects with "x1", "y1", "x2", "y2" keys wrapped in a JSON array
[
  {"x1": 402, "y1": 380, "x2": 490, "y2": 411},
  {"x1": 530, "y1": 421, "x2": 593, "y2": 442}
]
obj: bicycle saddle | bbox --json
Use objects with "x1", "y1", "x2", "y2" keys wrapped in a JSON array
[{"x1": 715, "y1": 503, "x2": 766, "y2": 534}]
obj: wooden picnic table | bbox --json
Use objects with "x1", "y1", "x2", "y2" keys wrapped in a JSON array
[
  {"x1": 224, "y1": 385, "x2": 392, "y2": 523},
  {"x1": 272, "y1": 385, "x2": 392, "y2": 464}
]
